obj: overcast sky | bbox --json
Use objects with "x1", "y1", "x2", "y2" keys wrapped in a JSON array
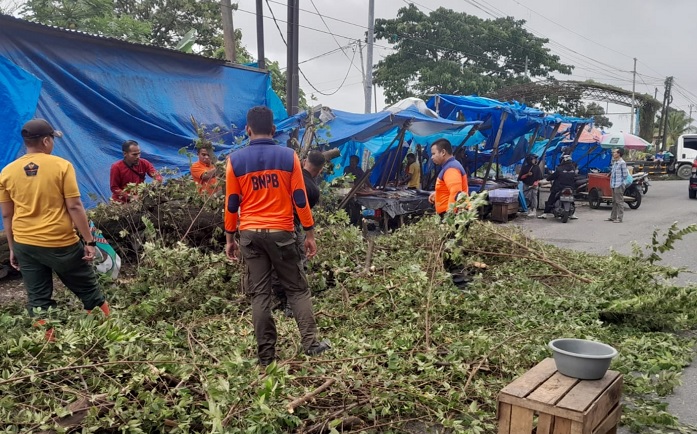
[
  {"x1": 2, "y1": 0, "x2": 695, "y2": 133},
  {"x1": 234, "y1": 0, "x2": 697, "y2": 133}
]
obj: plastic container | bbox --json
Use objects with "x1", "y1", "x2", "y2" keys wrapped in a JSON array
[
  {"x1": 488, "y1": 188, "x2": 519, "y2": 204},
  {"x1": 548, "y1": 338, "x2": 618, "y2": 380}
]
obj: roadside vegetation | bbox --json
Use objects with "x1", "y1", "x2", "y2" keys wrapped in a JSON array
[{"x1": 0, "y1": 180, "x2": 696, "y2": 433}]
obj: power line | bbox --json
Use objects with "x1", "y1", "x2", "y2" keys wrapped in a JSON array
[
  {"x1": 261, "y1": 0, "x2": 542, "y2": 71},
  {"x1": 508, "y1": 0, "x2": 635, "y2": 61},
  {"x1": 306, "y1": 45, "x2": 358, "y2": 95},
  {"x1": 241, "y1": 5, "x2": 532, "y2": 71},
  {"x1": 674, "y1": 80, "x2": 697, "y2": 103},
  {"x1": 460, "y1": 0, "x2": 640, "y2": 87},
  {"x1": 402, "y1": 0, "x2": 434, "y2": 12},
  {"x1": 453, "y1": 0, "x2": 640, "y2": 92},
  {"x1": 297, "y1": 44, "x2": 354, "y2": 66},
  {"x1": 266, "y1": 0, "x2": 365, "y2": 30},
  {"x1": 249, "y1": 2, "x2": 659, "y2": 100},
  {"x1": 307, "y1": 0, "x2": 363, "y2": 75},
  {"x1": 262, "y1": 0, "x2": 629, "y2": 86},
  {"x1": 261, "y1": 1, "x2": 359, "y2": 96}
]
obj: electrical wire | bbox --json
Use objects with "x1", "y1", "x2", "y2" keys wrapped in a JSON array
[
  {"x1": 298, "y1": 44, "x2": 355, "y2": 66},
  {"x1": 460, "y1": 0, "x2": 648, "y2": 91},
  {"x1": 262, "y1": 0, "x2": 358, "y2": 96},
  {"x1": 262, "y1": 0, "x2": 626, "y2": 84},
  {"x1": 402, "y1": 0, "x2": 434, "y2": 12},
  {"x1": 249, "y1": 3, "x2": 672, "y2": 102},
  {"x1": 508, "y1": 0, "x2": 635, "y2": 61},
  {"x1": 308, "y1": 0, "x2": 364, "y2": 76}
]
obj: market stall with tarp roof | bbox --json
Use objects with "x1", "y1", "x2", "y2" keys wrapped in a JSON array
[
  {"x1": 274, "y1": 101, "x2": 482, "y2": 228},
  {"x1": 539, "y1": 125, "x2": 610, "y2": 174},
  {"x1": 426, "y1": 95, "x2": 592, "y2": 191}
]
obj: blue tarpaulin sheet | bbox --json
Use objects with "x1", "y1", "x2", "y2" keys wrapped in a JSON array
[
  {"x1": 0, "y1": 55, "x2": 42, "y2": 172},
  {"x1": 426, "y1": 94, "x2": 546, "y2": 148},
  {"x1": 544, "y1": 143, "x2": 612, "y2": 174},
  {"x1": 0, "y1": 15, "x2": 284, "y2": 207},
  {"x1": 323, "y1": 125, "x2": 484, "y2": 186},
  {"x1": 275, "y1": 106, "x2": 479, "y2": 149}
]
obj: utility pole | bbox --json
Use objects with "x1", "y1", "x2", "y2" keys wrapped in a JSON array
[
  {"x1": 661, "y1": 76, "x2": 674, "y2": 151},
  {"x1": 630, "y1": 57, "x2": 637, "y2": 135},
  {"x1": 220, "y1": 0, "x2": 236, "y2": 62},
  {"x1": 357, "y1": 40, "x2": 366, "y2": 90},
  {"x1": 690, "y1": 104, "x2": 694, "y2": 125},
  {"x1": 286, "y1": 0, "x2": 300, "y2": 115},
  {"x1": 364, "y1": 0, "x2": 375, "y2": 114},
  {"x1": 255, "y1": 0, "x2": 265, "y2": 69}
]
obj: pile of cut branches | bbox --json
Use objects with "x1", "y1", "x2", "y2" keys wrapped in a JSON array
[{"x1": 1, "y1": 209, "x2": 696, "y2": 433}]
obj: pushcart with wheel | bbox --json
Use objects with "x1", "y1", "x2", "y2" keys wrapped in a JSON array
[{"x1": 585, "y1": 172, "x2": 641, "y2": 209}]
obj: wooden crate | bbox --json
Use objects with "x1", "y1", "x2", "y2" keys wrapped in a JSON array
[
  {"x1": 491, "y1": 202, "x2": 519, "y2": 223},
  {"x1": 498, "y1": 358, "x2": 622, "y2": 434}
]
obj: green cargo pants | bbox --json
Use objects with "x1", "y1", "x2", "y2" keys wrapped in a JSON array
[
  {"x1": 13, "y1": 241, "x2": 105, "y2": 316},
  {"x1": 239, "y1": 229, "x2": 319, "y2": 363}
]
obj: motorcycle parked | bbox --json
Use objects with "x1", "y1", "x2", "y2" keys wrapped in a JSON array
[
  {"x1": 552, "y1": 187, "x2": 576, "y2": 223},
  {"x1": 631, "y1": 172, "x2": 650, "y2": 194}
]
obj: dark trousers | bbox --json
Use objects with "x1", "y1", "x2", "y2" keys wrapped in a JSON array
[
  {"x1": 239, "y1": 230, "x2": 319, "y2": 362},
  {"x1": 272, "y1": 226, "x2": 307, "y2": 305},
  {"x1": 543, "y1": 187, "x2": 564, "y2": 214},
  {"x1": 13, "y1": 241, "x2": 105, "y2": 316}
]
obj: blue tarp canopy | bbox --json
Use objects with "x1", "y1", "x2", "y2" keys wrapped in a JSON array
[
  {"x1": 426, "y1": 95, "x2": 592, "y2": 168},
  {"x1": 275, "y1": 105, "x2": 480, "y2": 149},
  {"x1": 426, "y1": 94, "x2": 546, "y2": 148},
  {"x1": 0, "y1": 15, "x2": 285, "y2": 207},
  {"x1": 275, "y1": 105, "x2": 481, "y2": 186}
]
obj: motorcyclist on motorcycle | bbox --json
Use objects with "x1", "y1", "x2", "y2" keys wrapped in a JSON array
[{"x1": 538, "y1": 154, "x2": 579, "y2": 219}]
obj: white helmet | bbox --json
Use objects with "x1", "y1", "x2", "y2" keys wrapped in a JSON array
[{"x1": 562, "y1": 154, "x2": 572, "y2": 163}]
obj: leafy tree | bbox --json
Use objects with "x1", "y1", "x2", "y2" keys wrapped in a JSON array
[
  {"x1": 660, "y1": 109, "x2": 696, "y2": 148},
  {"x1": 373, "y1": 5, "x2": 573, "y2": 104},
  {"x1": 21, "y1": 0, "x2": 151, "y2": 42},
  {"x1": 574, "y1": 102, "x2": 612, "y2": 129},
  {"x1": 20, "y1": 0, "x2": 245, "y2": 58}
]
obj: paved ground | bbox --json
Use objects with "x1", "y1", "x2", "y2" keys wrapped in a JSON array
[{"x1": 514, "y1": 180, "x2": 697, "y2": 429}]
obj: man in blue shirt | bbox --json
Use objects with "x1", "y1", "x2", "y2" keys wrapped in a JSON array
[{"x1": 608, "y1": 148, "x2": 628, "y2": 223}]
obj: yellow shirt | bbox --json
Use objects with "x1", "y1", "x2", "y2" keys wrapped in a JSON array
[
  {"x1": 407, "y1": 161, "x2": 421, "y2": 188},
  {"x1": 0, "y1": 153, "x2": 81, "y2": 247}
]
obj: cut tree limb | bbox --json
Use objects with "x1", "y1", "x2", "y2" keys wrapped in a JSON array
[
  {"x1": 287, "y1": 378, "x2": 336, "y2": 414},
  {"x1": 463, "y1": 248, "x2": 592, "y2": 283}
]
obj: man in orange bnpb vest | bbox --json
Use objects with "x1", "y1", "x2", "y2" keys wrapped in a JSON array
[
  {"x1": 429, "y1": 138, "x2": 469, "y2": 216},
  {"x1": 224, "y1": 106, "x2": 330, "y2": 367}
]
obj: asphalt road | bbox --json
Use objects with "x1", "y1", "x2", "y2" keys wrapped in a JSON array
[{"x1": 514, "y1": 179, "x2": 697, "y2": 429}]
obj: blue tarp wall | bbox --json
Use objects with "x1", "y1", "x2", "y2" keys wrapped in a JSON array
[
  {"x1": 0, "y1": 15, "x2": 285, "y2": 207},
  {"x1": 542, "y1": 142, "x2": 612, "y2": 174},
  {"x1": 324, "y1": 125, "x2": 486, "y2": 186}
]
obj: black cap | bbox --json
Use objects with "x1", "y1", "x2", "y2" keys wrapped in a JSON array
[{"x1": 21, "y1": 119, "x2": 63, "y2": 139}]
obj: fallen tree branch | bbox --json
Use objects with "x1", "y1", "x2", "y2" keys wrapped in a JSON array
[
  {"x1": 305, "y1": 400, "x2": 368, "y2": 434},
  {"x1": 464, "y1": 329, "x2": 534, "y2": 393},
  {"x1": 0, "y1": 360, "x2": 202, "y2": 387},
  {"x1": 463, "y1": 248, "x2": 592, "y2": 283},
  {"x1": 287, "y1": 378, "x2": 336, "y2": 414}
]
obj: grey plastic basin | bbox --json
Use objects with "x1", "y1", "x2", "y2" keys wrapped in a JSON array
[{"x1": 548, "y1": 338, "x2": 618, "y2": 380}]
